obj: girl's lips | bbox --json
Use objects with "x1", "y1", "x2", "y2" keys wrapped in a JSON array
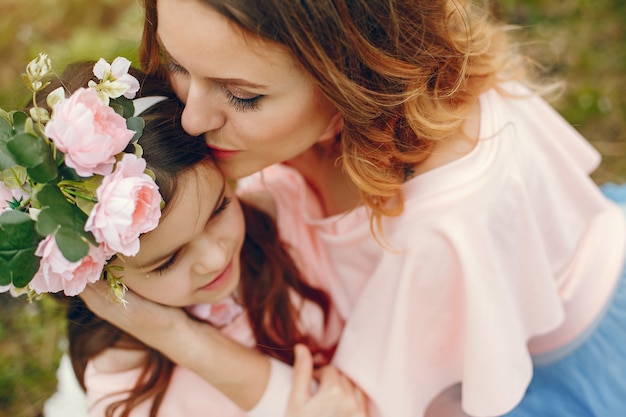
[
  {"x1": 206, "y1": 145, "x2": 239, "y2": 159},
  {"x1": 199, "y1": 261, "x2": 233, "y2": 292}
]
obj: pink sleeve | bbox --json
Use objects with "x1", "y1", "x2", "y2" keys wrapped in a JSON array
[
  {"x1": 85, "y1": 362, "x2": 248, "y2": 417},
  {"x1": 248, "y1": 358, "x2": 294, "y2": 417},
  {"x1": 85, "y1": 362, "x2": 151, "y2": 416}
]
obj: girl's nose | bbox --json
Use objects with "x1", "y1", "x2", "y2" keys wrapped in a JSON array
[
  {"x1": 190, "y1": 236, "x2": 229, "y2": 276},
  {"x1": 180, "y1": 81, "x2": 226, "y2": 137}
]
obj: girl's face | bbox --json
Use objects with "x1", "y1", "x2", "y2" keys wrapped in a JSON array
[
  {"x1": 156, "y1": 0, "x2": 342, "y2": 179},
  {"x1": 113, "y1": 163, "x2": 245, "y2": 307}
]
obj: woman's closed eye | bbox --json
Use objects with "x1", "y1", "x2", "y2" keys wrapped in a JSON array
[
  {"x1": 164, "y1": 58, "x2": 188, "y2": 75},
  {"x1": 163, "y1": 56, "x2": 262, "y2": 112},
  {"x1": 221, "y1": 85, "x2": 262, "y2": 112}
]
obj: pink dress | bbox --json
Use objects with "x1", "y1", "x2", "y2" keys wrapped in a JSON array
[
  {"x1": 237, "y1": 82, "x2": 626, "y2": 417},
  {"x1": 85, "y1": 296, "x2": 343, "y2": 416}
]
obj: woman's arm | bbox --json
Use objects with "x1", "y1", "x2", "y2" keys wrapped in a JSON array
[{"x1": 80, "y1": 283, "x2": 368, "y2": 417}]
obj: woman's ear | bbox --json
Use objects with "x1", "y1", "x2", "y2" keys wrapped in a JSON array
[{"x1": 316, "y1": 113, "x2": 344, "y2": 143}]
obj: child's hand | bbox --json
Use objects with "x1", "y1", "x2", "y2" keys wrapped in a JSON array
[{"x1": 287, "y1": 344, "x2": 368, "y2": 417}]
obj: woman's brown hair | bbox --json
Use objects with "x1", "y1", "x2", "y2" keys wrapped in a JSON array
[
  {"x1": 43, "y1": 62, "x2": 333, "y2": 417},
  {"x1": 140, "y1": 0, "x2": 527, "y2": 235}
]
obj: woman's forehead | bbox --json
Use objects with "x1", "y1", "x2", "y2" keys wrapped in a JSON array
[{"x1": 155, "y1": 0, "x2": 296, "y2": 75}]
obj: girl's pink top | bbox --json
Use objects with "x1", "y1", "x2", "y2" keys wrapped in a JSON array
[
  {"x1": 84, "y1": 295, "x2": 342, "y2": 416},
  {"x1": 238, "y1": 83, "x2": 626, "y2": 417}
]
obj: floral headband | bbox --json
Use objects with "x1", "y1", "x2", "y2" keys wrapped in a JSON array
[{"x1": 0, "y1": 54, "x2": 163, "y2": 302}]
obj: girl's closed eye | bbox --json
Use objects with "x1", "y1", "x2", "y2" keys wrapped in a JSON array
[
  {"x1": 154, "y1": 251, "x2": 180, "y2": 275},
  {"x1": 211, "y1": 196, "x2": 231, "y2": 219},
  {"x1": 152, "y1": 197, "x2": 231, "y2": 275},
  {"x1": 152, "y1": 197, "x2": 230, "y2": 275}
]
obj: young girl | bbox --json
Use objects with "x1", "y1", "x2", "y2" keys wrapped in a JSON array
[
  {"x1": 2, "y1": 59, "x2": 365, "y2": 417},
  {"x1": 81, "y1": 0, "x2": 626, "y2": 416}
]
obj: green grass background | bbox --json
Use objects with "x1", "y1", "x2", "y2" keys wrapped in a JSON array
[{"x1": 0, "y1": 1, "x2": 624, "y2": 416}]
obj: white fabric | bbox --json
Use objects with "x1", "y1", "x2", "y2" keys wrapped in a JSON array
[
  {"x1": 132, "y1": 96, "x2": 168, "y2": 117},
  {"x1": 43, "y1": 354, "x2": 88, "y2": 417},
  {"x1": 248, "y1": 358, "x2": 294, "y2": 417}
]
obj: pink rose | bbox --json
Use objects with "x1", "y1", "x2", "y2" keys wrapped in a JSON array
[
  {"x1": 30, "y1": 235, "x2": 107, "y2": 296},
  {"x1": 45, "y1": 87, "x2": 135, "y2": 177},
  {"x1": 85, "y1": 154, "x2": 161, "y2": 257},
  {"x1": 0, "y1": 182, "x2": 12, "y2": 210},
  {"x1": 0, "y1": 181, "x2": 28, "y2": 211}
]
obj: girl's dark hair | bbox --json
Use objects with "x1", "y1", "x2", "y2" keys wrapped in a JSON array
[{"x1": 43, "y1": 62, "x2": 332, "y2": 417}]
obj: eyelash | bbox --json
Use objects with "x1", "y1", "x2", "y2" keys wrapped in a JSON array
[
  {"x1": 212, "y1": 195, "x2": 232, "y2": 218},
  {"x1": 154, "y1": 196, "x2": 232, "y2": 275},
  {"x1": 164, "y1": 59, "x2": 187, "y2": 75},
  {"x1": 155, "y1": 252, "x2": 180, "y2": 274},
  {"x1": 164, "y1": 59, "x2": 262, "y2": 113},
  {"x1": 224, "y1": 89, "x2": 262, "y2": 113}
]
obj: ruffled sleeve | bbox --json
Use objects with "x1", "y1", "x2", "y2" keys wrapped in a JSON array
[
  {"x1": 329, "y1": 84, "x2": 626, "y2": 417},
  {"x1": 239, "y1": 84, "x2": 625, "y2": 417}
]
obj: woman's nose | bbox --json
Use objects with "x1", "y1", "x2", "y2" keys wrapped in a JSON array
[{"x1": 180, "y1": 81, "x2": 226, "y2": 137}]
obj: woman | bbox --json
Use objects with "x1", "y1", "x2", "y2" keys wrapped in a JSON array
[{"x1": 83, "y1": 1, "x2": 626, "y2": 416}]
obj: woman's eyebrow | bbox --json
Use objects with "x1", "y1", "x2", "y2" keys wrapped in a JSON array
[
  {"x1": 210, "y1": 77, "x2": 268, "y2": 89},
  {"x1": 157, "y1": 40, "x2": 268, "y2": 89}
]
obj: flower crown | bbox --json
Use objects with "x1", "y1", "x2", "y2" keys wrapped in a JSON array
[{"x1": 0, "y1": 53, "x2": 163, "y2": 301}]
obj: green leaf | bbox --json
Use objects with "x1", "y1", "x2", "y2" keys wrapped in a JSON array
[
  {"x1": 109, "y1": 102, "x2": 124, "y2": 117},
  {"x1": 0, "y1": 109, "x2": 10, "y2": 124},
  {"x1": 0, "y1": 115, "x2": 13, "y2": 138},
  {"x1": 55, "y1": 228, "x2": 92, "y2": 263},
  {"x1": 111, "y1": 96, "x2": 135, "y2": 118},
  {"x1": 35, "y1": 184, "x2": 96, "y2": 262},
  {"x1": 11, "y1": 111, "x2": 29, "y2": 133},
  {"x1": 58, "y1": 164, "x2": 81, "y2": 181},
  {"x1": 73, "y1": 175, "x2": 101, "y2": 215},
  {"x1": 0, "y1": 210, "x2": 43, "y2": 287},
  {"x1": 7, "y1": 132, "x2": 58, "y2": 183},
  {"x1": 0, "y1": 117, "x2": 18, "y2": 170},
  {"x1": 0, "y1": 166, "x2": 27, "y2": 189},
  {"x1": 126, "y1": 116, "x2": 144, "y2": 143}
]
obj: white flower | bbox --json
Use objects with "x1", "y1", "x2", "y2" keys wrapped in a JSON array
[
  {"x1": 90, "y1": 57, "x2": 140, "y2": 104},
  {"x1": 46, "y1": 86, "x2": 66, "y2": 109},
  {"x1": 29, "y1": 106, "x2": 50, "y2": 123},
  {"x1": 28, "y1": 208, "x2": 41, "y2": 221},
  {"x1": 24, "y1": 53, "x2": 52, "y2": 91},
  {"x1": 0, "y1": 283, "x2": 29, "y2": 297}
]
